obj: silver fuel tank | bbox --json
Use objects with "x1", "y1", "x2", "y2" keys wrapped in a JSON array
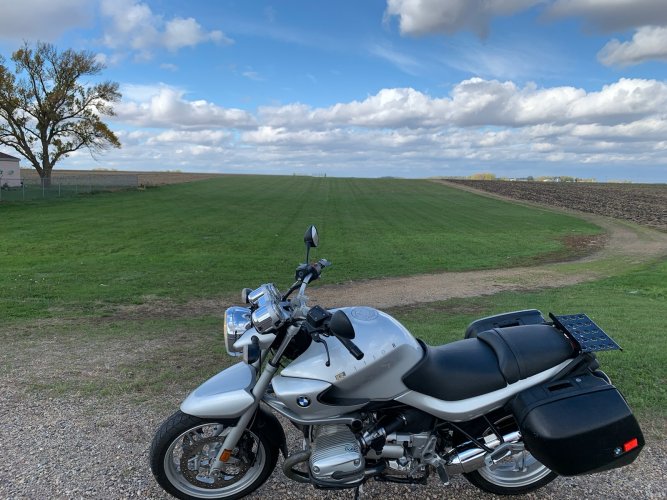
[{"x1": 279, "y1": 307, "x2": 423, "y2": 402}]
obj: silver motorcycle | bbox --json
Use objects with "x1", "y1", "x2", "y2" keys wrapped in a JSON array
[{"x1": 150, "y1": 226, "x2": 644, "y2": 499}]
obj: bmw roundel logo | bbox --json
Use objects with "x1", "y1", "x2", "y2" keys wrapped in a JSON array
[{"x1": 296, "y1": 396, "x2": 311, "y2": 408}]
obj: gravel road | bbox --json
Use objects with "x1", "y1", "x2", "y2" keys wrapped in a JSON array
[{"x1": 0, "y1": 385, "x2": 665, "y2": 499}]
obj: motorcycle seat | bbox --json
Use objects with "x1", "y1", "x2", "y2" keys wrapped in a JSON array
[
  {"x1": 477, "y1": 325, "x2": 575, "y2": 384},
  {"x1": 402, "y1": 325, "x2": 575, "y2": 401}
]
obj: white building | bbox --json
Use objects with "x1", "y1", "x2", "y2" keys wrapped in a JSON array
[{"x1": 0, "y1": 152, "x2": 22, "y2": 188}]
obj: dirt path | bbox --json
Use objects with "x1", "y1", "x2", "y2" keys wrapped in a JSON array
[{"x1": 305, "y1": 181, "x2": 667, "y2": 310}]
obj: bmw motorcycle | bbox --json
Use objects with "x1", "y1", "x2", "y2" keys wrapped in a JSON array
[{"x1": 150, "y1": 226, "x2": 644, "y2": 499}]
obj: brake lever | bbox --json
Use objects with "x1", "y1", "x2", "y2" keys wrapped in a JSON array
[{"x1": 310, "y1": 331, "x2": 331, "y2": 367}]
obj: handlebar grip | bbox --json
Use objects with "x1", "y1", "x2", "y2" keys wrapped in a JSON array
[{"x1": 338, "y1": 336, "x2": 364, "y2": 360}]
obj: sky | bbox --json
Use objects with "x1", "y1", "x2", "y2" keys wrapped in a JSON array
[{"x1": 1, "y1": 0, "x2": 667, "y2": 182}]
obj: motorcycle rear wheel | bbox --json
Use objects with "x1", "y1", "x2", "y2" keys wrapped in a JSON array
[
  {"x1": 463, "y1": 415, "x2": 557, "y2": 495},
  {"x1": 150, "y1": 410, "x2": 278, "y2": 500}
]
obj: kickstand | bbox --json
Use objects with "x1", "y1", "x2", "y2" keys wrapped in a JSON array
[{"x1": 353, "y1": 483, "x2": 363, "y2": 500}]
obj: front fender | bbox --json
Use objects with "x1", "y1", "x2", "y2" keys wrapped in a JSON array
[
  {"x1": 181, "y1": 362, "x2": 256, "y2": 418},
  {"x1": 254, "y1": 405, "x2": 288, "y2": 458}
]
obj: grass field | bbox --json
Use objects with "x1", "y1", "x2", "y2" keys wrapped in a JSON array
[{"x1": 0, "y1": 176, "x2": 601, "y2": 322}]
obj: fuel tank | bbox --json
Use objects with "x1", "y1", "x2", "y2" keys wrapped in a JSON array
[{"x1": 279, "y1": 307, "x2": 423, "y2": 402}]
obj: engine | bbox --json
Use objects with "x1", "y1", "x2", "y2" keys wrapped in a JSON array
[{"x1": 309, "y1": 425, "x2": 365, "y2": 484}]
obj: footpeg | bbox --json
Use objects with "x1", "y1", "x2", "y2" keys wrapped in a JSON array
[
  {"x1": 436, "y1": 464, "x2": 450, "y2": 485},
  {"x1": 485, "y1": 442, "x2": 524, "y2": 467}
]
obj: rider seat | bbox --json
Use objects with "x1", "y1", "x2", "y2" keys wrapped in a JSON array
[{"x1": 402, "y1": 325, "x2": 575, "y2": 401}]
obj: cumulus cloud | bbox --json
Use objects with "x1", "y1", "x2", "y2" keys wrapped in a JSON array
[
  {"x1": 258, "y1": 78, "x2": 667, "y2": 130},
  {"x1": 0, "y1": 0, "x2": 92, "y2": 41},
  {"x1": 100, "y1": 0, "x2": 231, "y2": 60},
  {"x1": 385, "y1": 0, "x2": 541, "y2": 37},
  {"x1": 115, "y1": 84, "x2": 255, "y2": 129},
  {"x1": 384, "y1": 0, "x2": 667, "y2": 67},
  {"x1": 598, "y1": 26, "x2": 667, "y2": 66},
  {"x1": 546, "y1": 0, "x2": 667, "y2": 33},
  {"x1": 100, "y1": 77, "x2": 667, "y2": 179}
]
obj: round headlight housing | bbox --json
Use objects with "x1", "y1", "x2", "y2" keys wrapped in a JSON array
[{"x1": 224, "y1": 306, "x2": 251, "y2": 356}]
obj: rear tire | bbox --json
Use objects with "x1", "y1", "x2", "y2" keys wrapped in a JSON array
[
  {"x1": 463, "y1": 415, "x2": 557, "y2": 495},
  {"x1": 150, "y1": 410, "x2": 278, "y2": 500}
]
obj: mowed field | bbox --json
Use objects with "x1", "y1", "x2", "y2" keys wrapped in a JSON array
[{"x1": 0, "y1": 175, "x2": 601, "y2": 322}]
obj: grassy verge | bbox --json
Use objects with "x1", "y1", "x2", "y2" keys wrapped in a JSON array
[
  {"x1": 0, "y1": 176, "x2": 600, "y2": 322},
  {"x1": 3, "y1": 258, "x2": 663, "y2": 421},
  {"x1": 390, "y1": 259, "x2": 667, "y2": 416}
]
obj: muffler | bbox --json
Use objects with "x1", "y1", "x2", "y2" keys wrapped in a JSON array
[{"x1": 445, "y1": 431, "x2": 521, "y2": 474}]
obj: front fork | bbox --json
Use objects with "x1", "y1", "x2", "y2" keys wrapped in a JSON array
[{"x1": 209, "y1": 324, "x2": 300, "y2": 473}]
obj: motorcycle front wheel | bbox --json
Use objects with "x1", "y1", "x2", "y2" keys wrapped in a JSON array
[
  {"x1": 150, "y1": 410, "x2": 278, "y2": 500},
  {"x1": 463, "y1": 415, "x2": 557, "y2": 495}
]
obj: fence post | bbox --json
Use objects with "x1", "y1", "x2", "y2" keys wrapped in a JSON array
[{"x1": 22, "y1": 183, "x2": 25, "y2": 201}]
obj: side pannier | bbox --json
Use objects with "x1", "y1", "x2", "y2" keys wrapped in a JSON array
[{"x1": 511, "y1": 374, "x2": 644, "y2": 476}]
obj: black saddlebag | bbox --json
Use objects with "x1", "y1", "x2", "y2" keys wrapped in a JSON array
[{"x1": 511, "y1": 374, "x2": 644, "y2": 476}]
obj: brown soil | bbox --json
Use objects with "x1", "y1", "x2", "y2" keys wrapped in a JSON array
[{"x1": 447, "y1": 179, "x2": 667, "y2": 231}]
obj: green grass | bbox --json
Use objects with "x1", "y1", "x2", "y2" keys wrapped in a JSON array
[
  {"x1": 0, "y1": 176, "x2": 600, "y2": 321},
  {"x1": 390, "y1": 259, "x2": 667, "y2": 415}
]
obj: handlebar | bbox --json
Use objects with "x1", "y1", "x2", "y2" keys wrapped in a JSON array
[{"x1": 337, "y1": 335, "x2": 364, "y2": 360}]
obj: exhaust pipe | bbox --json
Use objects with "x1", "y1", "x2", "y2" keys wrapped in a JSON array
[
  {"x1": 446, "y1": 431, "x2": 521, "y2": 474},
  {"x1": 282, "y1": 449, "x2": 311, "y2": 483}
]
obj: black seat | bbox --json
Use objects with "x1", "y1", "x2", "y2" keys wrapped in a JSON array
[
  {"x1": 477, "y1": 325, "x2": 575, "y2": 383},
  {"x1": 402, "y1": 325, "x2": 575, "y2": 401}
]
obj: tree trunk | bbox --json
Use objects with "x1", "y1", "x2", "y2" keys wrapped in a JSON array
[{"x1": 40, "y1": 169, "x2": 52, "y2": 188}]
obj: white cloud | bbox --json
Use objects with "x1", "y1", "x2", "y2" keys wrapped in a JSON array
[
  {"x1": 598, "y1": 26, "x2": 667, "y2": 66},
  {"x1": 147, "y1": 130, "x2": 231, "y2": 145},
  {"x1": 546, "y1": 0, "x2": 667, "y2": 33},
  {"x1": 100, "y1": 0, "x2": 232, "y2": 59},
  {"x1": 115, "y1": 84, "x2": 255, "y2": 129},
  {"x1": 385, "y1": 0, "x2": 541, "y2": 37},
  {"x1": 99, "y1": 77, "x2": 667, "y2": 180},
  {"x1": 163, "y1": 17, "x2": 231, "y2": 52},
  {"x1": 0, "y1": 0, "x2": 92, "y2": 41},
  {"x1": 257, "y1": 77, "x2": 667, "y2": 130}
]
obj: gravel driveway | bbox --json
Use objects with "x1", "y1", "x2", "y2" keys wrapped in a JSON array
[{"x1": 1, "y1": 379, "x2": 665, "y2": 499}]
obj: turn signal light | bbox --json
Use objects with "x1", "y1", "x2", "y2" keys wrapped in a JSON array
[{"x1": 623, "y1": 438, "x2": 639, "y2": 453}]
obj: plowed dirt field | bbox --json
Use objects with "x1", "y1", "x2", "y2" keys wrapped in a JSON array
[{"x1": 448, "y1": 180, "x2": 667, "y2": 231}]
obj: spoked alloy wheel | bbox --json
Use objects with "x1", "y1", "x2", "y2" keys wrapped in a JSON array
[
  {"x1": 464, "y1": 415, "x2": 557, "y2": 495},
  {"x1": 150, "y1": 411, "x2": 278, "y2": 500}
]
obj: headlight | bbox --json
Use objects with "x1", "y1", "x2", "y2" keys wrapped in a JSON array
[
  {"x1": 251, "y1": 301, "x2": 290, "y2": 333},
  {"x1": 224, "y1": 307, "x2": 251, "y2": 357}
]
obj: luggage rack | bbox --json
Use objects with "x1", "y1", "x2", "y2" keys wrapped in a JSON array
[{"x1": 549, "y1": 313, "x2": 622, "y2": 353}]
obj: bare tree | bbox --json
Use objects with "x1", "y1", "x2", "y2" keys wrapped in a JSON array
[{"x1": 0, "y1": 42, "x2": 121, "y2": 186}]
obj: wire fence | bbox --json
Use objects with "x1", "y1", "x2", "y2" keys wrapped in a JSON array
[{"x1": 0, "y1": 174, "x2": 139, "y2": 202}]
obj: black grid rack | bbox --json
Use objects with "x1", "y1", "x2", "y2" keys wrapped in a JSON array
[{"x1": 550, "y1": 313, "x2": 622, "y2": 353}]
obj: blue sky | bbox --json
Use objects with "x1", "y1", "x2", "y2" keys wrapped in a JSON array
[{"x1": 2, "y1": 0, "x2": 667, "y2": 181}]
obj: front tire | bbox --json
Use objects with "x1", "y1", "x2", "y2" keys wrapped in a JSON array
[
  {"x1": 463, "y1": 415, "x2": 557, "y2": 495},
  {"x1": 150, "y1": 411, "x2": 278, "y2": 500}
]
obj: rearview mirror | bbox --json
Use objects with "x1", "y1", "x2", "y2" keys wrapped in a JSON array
[
  {"x1": 329, "y1": 310, "x2": 355, "y2": 340},
  {"x1": 304, "y1": 225, "x2": 319, "y2": 263},
  {"x1": 304, "y1": 225, "x2": 319, "y2": 248}
]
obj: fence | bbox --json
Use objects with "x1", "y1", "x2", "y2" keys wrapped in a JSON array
[{"x1": 0, "y1": 174, "x2": 139, "y2": 202}]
